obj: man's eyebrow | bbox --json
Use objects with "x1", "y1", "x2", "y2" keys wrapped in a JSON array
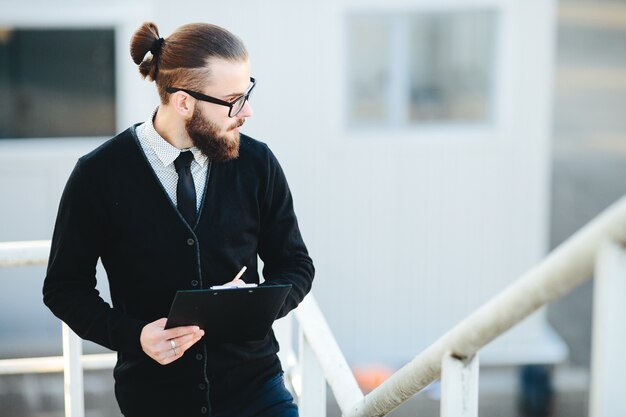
[
  {"x1": 222, "y1": 81, "x2": 253, "y2": 100},
  {"x1": 223, "y1": 92, "x2": 244, "y2": 99}
]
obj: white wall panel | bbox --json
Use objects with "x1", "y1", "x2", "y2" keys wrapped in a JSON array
[{"x1": 0, "y1": 0, "x2": 565, "y2": 367}]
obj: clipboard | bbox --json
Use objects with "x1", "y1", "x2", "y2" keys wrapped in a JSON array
[{"x1": 164, "y1": 284, "x2": 292, "y2": 342}]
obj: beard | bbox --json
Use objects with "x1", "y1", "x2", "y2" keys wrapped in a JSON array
[{"x1": 185, "y1": 106, "x2": 243, "y2": 162}]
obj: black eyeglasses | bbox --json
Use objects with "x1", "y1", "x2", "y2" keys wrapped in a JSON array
[{"x1": 166, "y1": 77, "x2": 256, "y2": 118}]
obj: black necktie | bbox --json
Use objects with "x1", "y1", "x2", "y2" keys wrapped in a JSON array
[{"x1": 174, "y1": 151, "x2": 197, "y2": 226}]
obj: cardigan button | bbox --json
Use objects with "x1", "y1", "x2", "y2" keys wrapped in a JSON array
[
  {"x1": 201, "y1": 406, "x2": 208, "y2": 414},
  {"x1": 187, "y1": 238, "x2": 195, "y2": 246},
  {"x1": 198, "y1": 383, "x2": 206, "y2": 390},
  {"x1": 191, "y1": 280, "x2": 199, "y2": 287},
  {"x1": 195, "y1": 353, "x2": 203, "y2": 361}
]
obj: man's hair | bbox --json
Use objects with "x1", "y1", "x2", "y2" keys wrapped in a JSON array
[{"x1": 130, "y1": 22, "x2": 248, "y2": 104}]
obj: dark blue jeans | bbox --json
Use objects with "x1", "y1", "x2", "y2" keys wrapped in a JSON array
[{"x1": 213, "y1": 372, "x2": 298, "y2": 417}]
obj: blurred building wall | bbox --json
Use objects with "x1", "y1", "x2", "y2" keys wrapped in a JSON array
[
  {"x1": 0, "y1": 0, "x2": 563, "y2": 368},
  {"x1": 548, "y1": 0, "x2": 626, "y2": 368}
]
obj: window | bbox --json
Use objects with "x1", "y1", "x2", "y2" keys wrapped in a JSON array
[
  {"x1": 0, "y1": 28, "x2": 115, "y2": 139},
  {"x1": 347, "y1": 10, "x2": 497, "y2": 127}
]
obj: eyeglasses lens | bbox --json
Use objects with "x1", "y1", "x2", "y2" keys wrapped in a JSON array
[{"x1": 231, "y1": 96, "x2": 247, "y2": 117}]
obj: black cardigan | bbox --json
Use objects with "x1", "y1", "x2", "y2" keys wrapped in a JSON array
[{"x1": 43, "y1": 126, "x2": 314, "y2": 416}]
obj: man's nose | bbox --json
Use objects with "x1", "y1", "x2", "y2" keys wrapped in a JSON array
[{"x1": 238, "y1": 100, "x2": 253, "y2": 118}]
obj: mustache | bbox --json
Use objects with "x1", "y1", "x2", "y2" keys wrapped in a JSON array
[{"x1": 231, "y1": 118, "x2": 245, "y2": 130}]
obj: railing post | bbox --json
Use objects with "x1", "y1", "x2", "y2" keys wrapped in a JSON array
[
  {"x1": 299, "y1": 330, "x2": 326, "y2": 417},
  {"x1": 440, "y1": 352, "x2": 479, "y2": 417},
  {"x1": 295, "y1": 296, "x2": 362, "y2": 415},
  {"x1": 589, "y1": 241, "x2": 626, "y2": 417},
  {"x1": 274, "y1": 314, "x2": 294, "y2": 369},
  {"x1": 62, "y1": 323, "x2": 84, "y2": 417},
  {"x1": 274, "y1": 313, "x2": 300, "y2": 396}
]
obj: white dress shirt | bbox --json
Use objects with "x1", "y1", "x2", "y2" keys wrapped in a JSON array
[{"x1": 135, "y1": 107, "x2": 208, "y2": 212}]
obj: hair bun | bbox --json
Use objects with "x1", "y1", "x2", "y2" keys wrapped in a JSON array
[
  {"x1": 130, "y1": 22, "x2": 162, "y2": 80},
  {"x1": 150, "y1": 37, "x2": 164, "y2": 57}
]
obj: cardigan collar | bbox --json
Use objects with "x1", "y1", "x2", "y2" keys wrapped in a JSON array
[{"x1": 130, "y1": 123, "x2": 212, "y2": 233}]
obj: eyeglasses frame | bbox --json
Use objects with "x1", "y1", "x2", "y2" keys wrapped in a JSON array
[{"x1": 165, "y1": 77, "x2": 256, "y2": 118}]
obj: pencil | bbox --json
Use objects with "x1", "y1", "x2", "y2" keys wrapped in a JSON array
[{"x1": 232, "y1": 266, "x2": 247, "y2": 282}]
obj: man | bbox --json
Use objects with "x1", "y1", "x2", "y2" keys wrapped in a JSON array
[{"x1": 43, "y1": 22, "x2": 314, "y2": 417}]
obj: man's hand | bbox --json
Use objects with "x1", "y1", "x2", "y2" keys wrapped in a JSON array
[
  {"x1": 140, "y1": 318, "x2": 205, "y2": 365},
  {"x1": 218, "y1": 278, "x2": 246, "y2": 288}
]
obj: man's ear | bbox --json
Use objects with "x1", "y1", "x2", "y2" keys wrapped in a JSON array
[{"x1": 170, "y1": 92, "x2": 195, "y2": 118}]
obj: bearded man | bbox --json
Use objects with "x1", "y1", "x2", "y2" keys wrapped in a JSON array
[{"x1": 43, "y1": 22, "x2": 314, "y2": 417}]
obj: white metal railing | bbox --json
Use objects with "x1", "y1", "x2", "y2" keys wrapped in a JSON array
[
  {"x1": 589, "y1": 241, "x2": 626, "y2": 417},
  {"x1": 2, "y1": 195, "x2": 626, "y2": 416},
  {"x1": 0, "y1": 240, "x2": 50, "y2": 267},
  {"x1": 0, "y1": 240, "x2": 116, "y2": 417},
  {"x1": 279, "y1": 194, "x2": 626, "y2": 416}
]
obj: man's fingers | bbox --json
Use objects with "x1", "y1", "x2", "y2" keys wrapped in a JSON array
[
  {"x1": 156, "y1": 348, "x2": 180, "y2": 366},
  {"x1": 154, "y1": 330, "x2": 204, "y2": 365},
  {"x1": 163, "y1": 325, "x2": 201, "y2": 340},
  {"x1": 152, "y1": 342, "x2": 182, "y2": 365},
  {"x1": 156, "y1": 330, "x2": 204, "y2": 365},
  {"x1": 176, "y1": 331, "x2": 205, "y2": 353},
  {"x1": 140, "y1": 319, "x2": 204, "y2": 365},
  {"x1": 153, "y1": 318, "x2": 168, "y2": 328},
  {"x1": 169, "y1": 330, "x2": 204, "y2": 351},
  {"x1": 221, "y1": 278, "x2": 245, "y2": 288}
]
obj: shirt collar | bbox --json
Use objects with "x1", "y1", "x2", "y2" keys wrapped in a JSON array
[{"x1": 143, "y1": 106, "x2": 208, "y2": 168}]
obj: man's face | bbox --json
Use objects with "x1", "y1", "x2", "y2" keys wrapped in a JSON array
[
  {"x1": 185, "y1": 58, "x2": 253, "y2": 161},
  {"x1": 186, "y1": 104, "x2": 244, "y2": 161}
]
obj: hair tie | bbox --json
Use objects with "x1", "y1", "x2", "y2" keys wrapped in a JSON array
[{"x1": 150, "y1": 37, "x2": 164, "y2": 57}]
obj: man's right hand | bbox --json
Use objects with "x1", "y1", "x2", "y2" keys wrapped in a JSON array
[{"x1": 140, "y1": 318, "x2": 205, "y2": 365}]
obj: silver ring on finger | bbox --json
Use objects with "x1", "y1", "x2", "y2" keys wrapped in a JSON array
[
  {"x1": 170, "y1": 339, "x2": 177, "y2": 350},
  {"x1": 172, "y1": 347, "x2": 178, "y2": 356}
]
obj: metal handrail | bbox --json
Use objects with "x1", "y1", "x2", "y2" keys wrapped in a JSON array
[
  {"x1": 294, "y1": 296, "x2": 363, "y2": 411},
  {"x1": 2, "y1": 194, "x2": 626, "y2": 416},
  {"x1": 329, "y1": 195, "x2": 626, "y2": 416},
  {"x1": 0, "y1": 239, "x2": 117, "y2": 417},
  {"x1": 0, "y1": 240, "x2": 50, "y2": 267},
  {"x1": 0, "y1": 354, "x2": 115, "y2": 375}
]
